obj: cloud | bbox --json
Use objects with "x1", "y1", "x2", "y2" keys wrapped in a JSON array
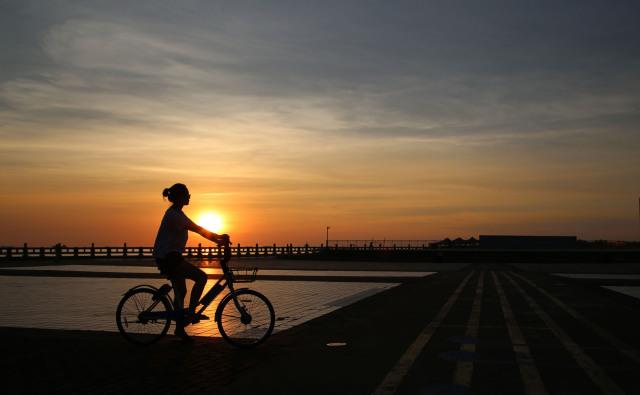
[
  {"x1": 1, "y1": 1, "x2": 640, "y2": 242},
  {"x1": 2, "y1": 1, "x2": 639, "y2": 144}
]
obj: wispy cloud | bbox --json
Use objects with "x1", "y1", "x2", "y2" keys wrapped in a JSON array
[{"x1": 1, "y1": 1, "x2": 639, "y2": 243}]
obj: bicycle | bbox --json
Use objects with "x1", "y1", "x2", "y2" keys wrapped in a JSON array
[{"x1": 115, "y1": 244, "x2": 275, "y2": 347}]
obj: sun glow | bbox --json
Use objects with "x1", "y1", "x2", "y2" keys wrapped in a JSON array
[{"x1": 197, "y1": 212, "x2": 224, "y2": 233}]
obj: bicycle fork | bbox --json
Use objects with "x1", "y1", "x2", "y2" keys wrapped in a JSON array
[{"x1": 227, "y1": 281, "x2": 253, "y2": 325}]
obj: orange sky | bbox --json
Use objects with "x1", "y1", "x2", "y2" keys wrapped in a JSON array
[
  {"x1": 1, "y1": 2, "x2": 640, "y2": 245},
  {"x1": 2, "y1": 124, "x2": 639, "y2": 246}
]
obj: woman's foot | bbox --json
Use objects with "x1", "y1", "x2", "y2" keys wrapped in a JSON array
[
  {"x1": 188, "y1": 312, "x2": 210, "y2": 324},
  {"x1": 183, "y1": 310, "x2": 209, "y2": 324},
  {"x1": 174, "y1": 326, "x2": 194, "y2": 342}
]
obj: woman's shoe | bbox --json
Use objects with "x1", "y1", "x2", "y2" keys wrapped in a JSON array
[
  {"x1": 182, "y1": 310, "x2": 210, "y2": 325},
  {"x1": 174, "y1": 326, "x2": 194, "y2": 342},
  {"x1": 189, "y1": 313, "x2": 210, "y2": 324}
]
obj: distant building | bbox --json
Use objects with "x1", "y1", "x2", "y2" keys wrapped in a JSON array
[
  {"x1": 479, "y1": 235, "x2": 577, "y2": 249},
  {"x1": 430, "y1": 237, "x2": 479, "y2": 248}
]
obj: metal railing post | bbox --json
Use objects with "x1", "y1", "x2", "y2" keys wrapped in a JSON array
[{"x1": 0, "y1": 243, "x2": 333, "y2": 260}]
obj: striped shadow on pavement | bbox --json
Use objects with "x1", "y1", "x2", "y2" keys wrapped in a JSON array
[
  {"x1": 452, "y1": 271, "x2": 485, "y2": 388},
  {"x1": 510, "y1": 271, "x2": 640, "y2": 365},
  {"x1": 502, "y1": 272, "x2": 625, "y2": 395},
  {"x1": 492, "y1": 271, "x2": 547, "y2": 395},
  {"x1": 372, "y1": 271, "x2": 475, "y2": 395}
]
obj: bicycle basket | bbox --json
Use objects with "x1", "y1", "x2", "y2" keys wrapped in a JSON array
[{"x1": 230, "y1": 267, "x2": 258, "y2": 283}]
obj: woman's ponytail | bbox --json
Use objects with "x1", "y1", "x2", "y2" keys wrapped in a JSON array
[{"x1": 162, "y1": 183, "x2": 188, "y2": 203}]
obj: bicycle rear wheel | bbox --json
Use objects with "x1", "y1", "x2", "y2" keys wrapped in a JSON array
[
  {"x1": 116, "y1": 288, "x2": 172, "y2": 345},
  {"x1": 217, "y1": 289, "x2": 275, "y2": 348}
]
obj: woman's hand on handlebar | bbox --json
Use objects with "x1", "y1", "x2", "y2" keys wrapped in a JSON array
[{"x1": 217, "y1": 234, "x2": 231, "y2": 246}]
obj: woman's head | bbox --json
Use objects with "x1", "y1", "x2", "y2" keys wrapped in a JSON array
[{"x1": 162, "y1": 183, "x2": 190, "y2": 205}]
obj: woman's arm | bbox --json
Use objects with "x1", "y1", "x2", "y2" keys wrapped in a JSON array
[
  {"x1": 187, "y1": 221, "x2": 219, "y2": 242},
  {"x1": 186, "y1": 221, "x2": 230, "y2": 245}
]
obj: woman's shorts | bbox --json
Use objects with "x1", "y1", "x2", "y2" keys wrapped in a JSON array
[{"x1": 155, "y1": 251, "x2": 183, "y2": 278}]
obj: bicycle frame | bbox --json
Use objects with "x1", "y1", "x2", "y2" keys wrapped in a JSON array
[
  {"x1": 118, "y1": 240, "x2": 275, "y2": 347},
  {"x1": 194, "y1": 271, "x2": 231, "y2": 316},
  {"x1": 140, "y1": 244, "x2": 247, "y2": 322}
]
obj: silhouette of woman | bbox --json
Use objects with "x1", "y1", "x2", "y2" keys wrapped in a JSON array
[{"x1": 153, "y1": 183, "x2": 229, "y2": 341}]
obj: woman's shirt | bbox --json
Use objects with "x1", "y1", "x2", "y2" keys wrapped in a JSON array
[{"x1": 153, "y1": 207, "x2": 195, "y2": 259}]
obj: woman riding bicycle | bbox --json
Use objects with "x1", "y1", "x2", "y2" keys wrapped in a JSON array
[{"x1": 153, "y1": 183, "x2": 229, "y2": 341}]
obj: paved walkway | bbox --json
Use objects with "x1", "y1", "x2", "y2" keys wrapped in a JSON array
[
  {"x1": 0, "y1": 276, "x2": 400, "y2": 335},
  {"x1": 3, "y1": 264, "x2": 640, "y2": 394}
]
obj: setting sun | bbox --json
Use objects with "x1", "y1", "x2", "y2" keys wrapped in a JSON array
[{"x1": 197, "y1": 212, "x2": 224, "y2": 233}]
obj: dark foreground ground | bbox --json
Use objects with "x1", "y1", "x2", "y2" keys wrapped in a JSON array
[{"x1": 2, "y1": 262, "x2": 640, "y2": 394}]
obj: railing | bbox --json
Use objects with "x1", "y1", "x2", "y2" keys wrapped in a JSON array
[
  {"x1": 329, "y1": 239, "x2": 441, "y2": 247},
  {"x1": 3, "y1": 242, "x2": 639, "y2": 261},
  {"x1": 0, "y1": 242, "x2": 463, "y2": 260},
  {"x1": 0, "y1": 243, "x2": 324, "y2": 259}
]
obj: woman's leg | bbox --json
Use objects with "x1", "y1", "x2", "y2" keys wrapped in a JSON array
[
  {"x1": 169, "y1": 276, "x2": 190, "y2": 337},
  {"x1": 183, "y1": 262, "x2": 207, "y2": 314},
  {"x1": 171, "y1": 260, "x2": 207, "y2": 315},
  {"x1": 170, "y1": 277, "x2": 187, "y2": 313}
]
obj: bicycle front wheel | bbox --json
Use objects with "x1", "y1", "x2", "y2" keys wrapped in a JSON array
[
  {"x1": 217, "y1": 289, "x2": 275, "y2": 348},
  {"x1": 116, "y1": 288, "x2": 172, "y2": 345}
]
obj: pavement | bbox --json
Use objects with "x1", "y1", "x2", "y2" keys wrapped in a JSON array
[{"x1": 2, "y1": 261, "x2": 640, "y2": 394}]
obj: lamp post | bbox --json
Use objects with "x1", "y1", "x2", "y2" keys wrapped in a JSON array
[{"x1": 326, "y1": 226, "x2": 331, "y2": 248}]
